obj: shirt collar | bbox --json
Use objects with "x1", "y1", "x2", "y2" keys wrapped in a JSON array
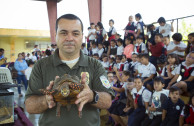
[{"x1": 53, "y1": 48, "x2": 88, "y2": 67}]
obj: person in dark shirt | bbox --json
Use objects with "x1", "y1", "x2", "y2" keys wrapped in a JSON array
[{"x1": 161, "y1": 86, "x2": 184, "y2": 126}]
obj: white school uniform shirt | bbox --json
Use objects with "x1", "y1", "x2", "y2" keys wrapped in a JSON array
[
  {"x1": 121, "y1": 82, "x2": 128, "y2": 96},
  {"x1": 167, "y1": 41, "x2": 187, "y2": 56},
  {"x1": 161, "y1": 65, "x2": 179, "y2": 76},
  {"x1": 30, "y1": 55, "x2": 37, "y2": 62},
  {"x1": 134, "y1": 42, "x2": 148, "y2": 53},
  {"x1": 88, "y1": 29, "x2": 96, "y2": 40},
  {"x1": 98, "y1": 48, "x2": 104, "y2": 58},
  {"x1": 136, "y1": 19, "x2": 143, "y2": 33},
  {"x1": 101, "y1": 29, "x2": 107, "y2": 37},
  {"x1": 125, "y1": 61, "x2": 138, "y2": 71},
  {"x1": 101, "y1": 61, "x2": 109, "y2": 68},
  {"x1": 131, "y1": 86, "x2": 152, "y2": 104},
  {"x1": 140, "y1": 62, "x2": 156, "y2": 78},
  {"x1": 92, "y1": 47, "x2": 99, "y2": 55},
  {"x1": 109, "y1": 26, "x2": 117, "y2": 35},
  {"x1": 25, "y1": 67, "x2": 32, "y2": 80},
  {"x1": 159, "y1": 23, "x2": 172, "y2": 37},
  {"x1": 174, "y1": 61, "x2": 194, "y2": 76},
  {"x1": 117, "y1": 45, "x2": 124, "y2": 55}
]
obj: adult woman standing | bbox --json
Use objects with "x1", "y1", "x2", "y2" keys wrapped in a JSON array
[{"x1": 14, "y1": 53, "x2": 28, "y2": 97}]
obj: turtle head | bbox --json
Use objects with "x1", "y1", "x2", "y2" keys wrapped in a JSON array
[{"x1": 61, "y1": 85, "x2": 70, "y2": 97}]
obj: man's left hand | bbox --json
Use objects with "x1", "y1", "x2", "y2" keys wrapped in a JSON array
[{"x1": 75, "y1": 73, "x2": 94, "y2": 112}]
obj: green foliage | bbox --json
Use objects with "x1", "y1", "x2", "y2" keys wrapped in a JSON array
[{"x1": 178, "y1": 19, "x2": 194, "y2": 41}]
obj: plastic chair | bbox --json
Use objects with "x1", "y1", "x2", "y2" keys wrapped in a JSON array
[{"x1": 0, "y1": 67, "x2": 13, "y2": 83}]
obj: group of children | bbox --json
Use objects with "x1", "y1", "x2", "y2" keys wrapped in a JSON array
[{"x1": 106, "y1": 64, "x2": 194, "y2": 126}]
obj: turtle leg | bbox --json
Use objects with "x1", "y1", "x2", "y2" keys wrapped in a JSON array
[
  {"x1": 76, "y1": 104, "x2": 82, "y2": 118},
  {"x1": 39, "y1": 89, "x2": 58, "y2": 95},
  {"x1": 56, "y1": 102, "x2": 62, "y2": 117}
]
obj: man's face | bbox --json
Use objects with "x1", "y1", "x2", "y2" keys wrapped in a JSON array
[{"x1": 56, "y1": 19, "x2": 83, "y2": 56}]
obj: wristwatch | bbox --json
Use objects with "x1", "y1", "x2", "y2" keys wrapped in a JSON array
[{"x1": 90, "y1": 90, "x2": 99, "y2": 104}]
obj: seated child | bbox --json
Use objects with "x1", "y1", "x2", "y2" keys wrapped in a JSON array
[
  {"x1": 185, "y1": 32, "x2": 194, "y2": 56},
  {"x1": 173, "y1": 51, "x2": 194, "y2": 94},
  {"x1": 108, "y1": 39, "x2": 117, "y2": 56},
  {"x1": 25, "y1": 60, "x2": 34, "y2": 81},
  {"x1": 108, "y1": 56, "x2": 116, "y2": 72},
  {"x1": 139, "y1": 53, "x2": 156, "y2": 91},
  {"x1": 126, "y1": 53, "x2": 138, "y2": 76},
  {"x1": 134, "y1": 53, "x2": 142, "y2": 77},
  {"x1": 149, "y1": 33, "x2": 166, "y2": 66},
  {"x1": 101, "y1": 54, "x2": 109, "y2": 70},
  {"x1": 119, "y1": 55, "x2": 128, "y2": 71},
  {"x1": 81, "y1": 43, "x2": 88, "y2": 55},
  {"x1": 161, "y1": 86, "x2": 184, "y2": 126},
  {"x1": 91, "y1": 41, "x2": 98, "y2": 55},
  {"x1": 134, "y1": 35, "x2": 148, "y2": 53},
  {"x1": 123, "y1": 36, "x2": 134, "y2": 60},
  {"x1": 115, "y1": 55, "x2": 122, "y2": 71},
  {"x1": 142, "y1": 77, "x2": 169, "y2": 126},
  {"x1": 167, "y1": 33, "x2": 187, "y2": 62},
  {"x1": 92, "y1": 53, "x2": 100, "y2": 61},
  {"x1": 163, "y1": 36, "x2": 170, "y2": 49},
  {"x1": 179, "y1": 92, "x2": 194, "y2": 126},
  {"x1": 97, "y1": 43, "x2": 104, "y2": 58},
  {"x1": 111, "y1": 70, "x2": 132, "y2": 126},
  {"x1": 128, "y1": 77, "x2": 152, "y2": 126},
  {"x1": 117, "y1": 38, "x2": 124, "y2": 56},
  {"x1": 161, "y1": 53, "x2": 179, "y2": 89}
]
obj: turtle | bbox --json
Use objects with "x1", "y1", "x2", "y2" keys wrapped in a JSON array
[{"x1": 39, "y1": 74, "x2": 84, "y2": 118}]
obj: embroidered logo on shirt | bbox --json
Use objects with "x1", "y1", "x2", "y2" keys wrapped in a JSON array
[
  {"x1": 81, "y1": 72, "x2": 89, "y2": 85},
  {"x1": 100, "y1": 75, "x2": 111, "y2": 89},
  {"x1": 176, "y1": 105, "x2": 180, "y2": 110}
]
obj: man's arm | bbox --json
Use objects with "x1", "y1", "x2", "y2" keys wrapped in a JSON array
[{"x1": 25, "y1": 81, "x2": 56, "y2": 114}]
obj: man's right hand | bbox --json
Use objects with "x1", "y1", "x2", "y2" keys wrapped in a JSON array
[{"x1": 45, "y1": 76, "x2": 59, "y2": 108}]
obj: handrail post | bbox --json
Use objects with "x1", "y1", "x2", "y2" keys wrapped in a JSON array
[{"x1": 177, "y1": 19, "x2": 179, "y2": 33}]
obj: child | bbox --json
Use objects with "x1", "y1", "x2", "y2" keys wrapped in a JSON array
[
  {"x1": 146, "y1": 24, "x2": 158, "y2": 45},
  {"x1": 125, "y1": 53, "x2": 138, "y2": 76},
  {"x1": 163, "y1": 36, "x2": 170, "y2": 49},
  {"x1": 142, "y1": 77, "x2": 169, "y2": 126},
  {"x1": 123, "y1": 36, "x2": 134, "y2": 60},
  {"x1": 161, "y1": 53, "x2": 179, "y2": 89},
  {"x1": 173, "y1": 52, "x2": 194, "y2": 94},
  {"x1": 167, "y1": 33, "x2": 187, "y2": 62},
  {"x1": 185, "y1": 32, "x2": 194, "y2": 56},
  {"x1": 117, "y1": 38, "x2": 124, "y2": 56},
  {"x1": 81, "y1": 43, "x2": 88, "y2": 55},
  {"x1": 92, "y1": 53, "x2": 100, "y2": 60},
  {"x1": 119, "y1": 55, "x2": 128, "y2": 71},
  {"x1": 108, "y1": 19, "x2": 117, "y2": 43},
  {"x1": 107, "y1": 39, "x2": 117, "y2": 56},
  {"x1": 111, "y1": 70, "x2": 132, "y2": 126},
  {"x1": 115, "y1": 55, "x2": 122, "y2": 70},
  {"x1": 124, "y1": 15, "x2": 136, "y2": 41},
  {"x1": 161, "y1": 86, "x2": 184, "y2": 126},
  {"x1": 25, "y1": 60, "x2": 34, "y2": 81},
  {"x1": 101, "y1": 54, "x2": 109, "y2": 70},
  {"x1": 149, "y1": 33, "x2": 166, "y2": 66},
  {"x1": 139, "y1": 53, "x2": 156, "y2": 91},
  {"x1": 97, "y1": 43, "x2": 104, "y2": 58},
  {"x1": 108, "y1": 56, "x2": 116, "y2": 72},
  {"x1": 128, "y1": 76, "x2": 152, "y2": 126},
  {"x1": 134, "y1": 54, "x2": 143, "y2": 77},
  {"x1": 135, "y1": 13, "x2": 145, "y2": 43},
  {"x1": 134, "y1": 35, "x2": 148, "y2": 53},
  {"x1": 97, "y1": 22, "x2": 107, "y2": 43},
  {"x1": 91, "y1": 41, "x2": 98, "y2": 55},
  {"x1": 87, "y1": 23, "x2": 96, "y2": 50},
  {"x1": 179, "y1": 92, "x2": 194, "y2": 125},
  {"x1": 158, "y1": 17, "x2": 174, "y2": 37}
]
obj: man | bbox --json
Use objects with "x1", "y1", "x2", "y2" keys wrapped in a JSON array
[
  {"x1": 0, "y1": 48, "x2": 9, "y2": 67},
  {"x1": 25, "y1": 14, "x2": 114, "y2": 126}
]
